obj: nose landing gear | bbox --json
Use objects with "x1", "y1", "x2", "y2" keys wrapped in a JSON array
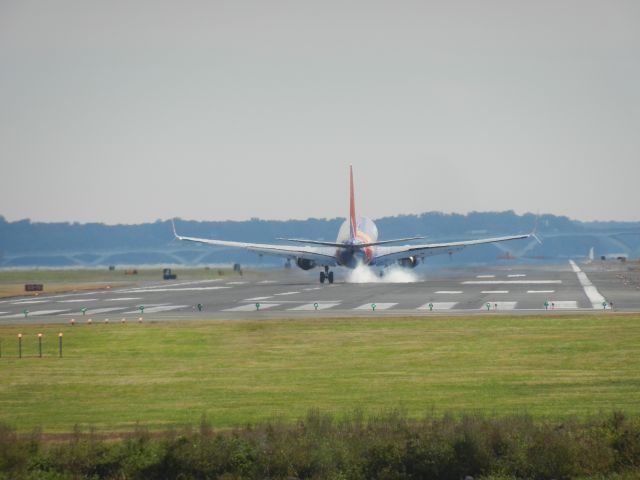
[{"x1": 320, "y1": 266, "x2": 334, "y2": 284}]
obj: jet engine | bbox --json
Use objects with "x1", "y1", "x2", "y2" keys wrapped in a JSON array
[
  {"x1": 296, "y1": 258, "x2": 316, "y2": 270},
  {"x1": 398, "y1": 256, "x2": 419, "y2": 268}
]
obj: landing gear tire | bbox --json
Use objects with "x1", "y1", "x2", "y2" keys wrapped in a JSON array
[
  {"x1": 320, "y1": 271, "x2": 326, "y2": 284},
  {"x1": 328, "y1": 271, "x2": 334, "y2": 284}
]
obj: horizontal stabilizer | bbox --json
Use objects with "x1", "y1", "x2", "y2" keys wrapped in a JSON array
[{"x1": 277, "y1": 236, "x2": 424, "y2": 248}]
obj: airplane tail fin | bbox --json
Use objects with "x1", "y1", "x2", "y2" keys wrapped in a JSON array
[{"x1": 349, "y1": 165, "x2": 357, "y2": 240}]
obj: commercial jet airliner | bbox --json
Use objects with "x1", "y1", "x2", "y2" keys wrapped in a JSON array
[{"x1": 173, "y1": 166, "x2": 536, "y2": 283}]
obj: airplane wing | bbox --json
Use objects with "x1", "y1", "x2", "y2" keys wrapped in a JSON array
[
  {"x1": 172, "y1": 221, "x2": 337, "y2": 266},
  {"x1": 371, "y1": 233, "x2": 535, "y2": 266}
]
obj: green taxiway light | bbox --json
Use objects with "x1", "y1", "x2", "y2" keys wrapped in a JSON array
[
  {"x1": 255, "y1": 303, "x2": 260, "y2": 311},
  {"x1": 314, "y1": 303, "x2": 319, "y2": 311}
]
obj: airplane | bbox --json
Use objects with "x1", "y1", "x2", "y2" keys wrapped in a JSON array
[{"x1": 172, "y1": 166, "x2": 538, "y2": 283}]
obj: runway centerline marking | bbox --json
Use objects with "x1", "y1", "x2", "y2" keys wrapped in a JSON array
[
  {"x1": 223, "y1": 303, "x2": 281, "y2": 312},
  {"x1": 476, "y1": 275, "x2": 495, "y2": 278},
  {"x1": 226, "y1": 282, "x2": 247, "y2": 285},
  {"x1": 569, "y1": 260, "x2": 608, "y2": 309},
  {"x1": 274, "y1": 291, "x2": 300, "y2": 296},
  {"x1": 11, "y1": 300, "x2": 47, "y2": 305},
  {"x1": 244, "y1": 296, "x2": 273, "y2": 301},
  {"x1": 418, "y1": 302, "x2": 457, "y2": 310},
  {"x1": 106, "y1": 297, "x2": 142, "y2": 301},
  {"x1": 463, "y1": 280, "x2": 562, "y2": 285},
  {"x1": 354, "y1": 303, "x2": 397, "y2": 310},
  {"x1": 481, "y1": 290, "x2": 509, "y2": 294},
  {"x1": 434, "y1": 291, "x2": 463, "y2": 294},
  {"x1": 508, "y1": 274, "x2": 526, "y2": 278},
  {"x1": 527, "y1": 290, "x2": 555, "y2": 293}
]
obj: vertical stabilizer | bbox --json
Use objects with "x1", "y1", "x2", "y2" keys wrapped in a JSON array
[{"x1": 349, "y1": 165, "x2": 357, "y2": 240}]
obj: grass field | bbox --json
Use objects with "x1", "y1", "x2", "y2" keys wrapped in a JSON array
[
  {"x1": 0, "y1": 267, "x2": 252, "y2": 297},
  {"x1": 1, "y1": 314, "x2": 639, "y2": 433}
]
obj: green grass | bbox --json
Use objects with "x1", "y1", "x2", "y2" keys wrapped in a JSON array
[{"x1": 1, "y1": 314, "x2": 639, "y2": 432}]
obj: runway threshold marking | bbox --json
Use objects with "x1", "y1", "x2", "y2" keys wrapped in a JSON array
[
  {"x1": 463, "y1": 280, "x2": 562, "y2": 285},
  {"x1": 417, "y1": 302, "x2": 457, "y2": 310},
  {"x1": 223, "y1": 303, "x2": 281, "y2": 312},
  {"x1": 569, "y1": 260, "x2": 608, "y2": 309},
  {"x1": 479, "y1": 301, "x2": 517, "y2": 310},
  {"x1": 289, "y1": 303, "x2": 341, "y2": 311},
  {"x1": 435, "y1": 290, "x2": 463, "y2": 294},
  {"x1": 354, "y1": 303, "x2": 397, "y2": 310}
]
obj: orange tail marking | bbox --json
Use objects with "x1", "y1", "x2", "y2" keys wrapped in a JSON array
[{"x1": 349, "y1": 165, "x2": 357, "y2": 239}]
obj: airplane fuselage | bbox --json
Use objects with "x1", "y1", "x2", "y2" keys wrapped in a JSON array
[{"x1": 335, "y1": 216, "x2": 378, "y2": 268}]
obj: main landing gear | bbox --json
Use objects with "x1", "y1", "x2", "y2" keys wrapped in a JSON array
[{"x1": 320, "y1": 266, "x2": 334, "y2": 284}]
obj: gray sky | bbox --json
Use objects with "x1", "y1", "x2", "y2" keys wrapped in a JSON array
[{"x1": 1, "y1": 0, "x2": 639, "y2": 224}]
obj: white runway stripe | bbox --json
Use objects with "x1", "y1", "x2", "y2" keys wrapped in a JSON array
[
  {"x1": 508, "y1": 274, "x2": 526, "y2": 278},
  {"x1": 435, "y1": 290, "x2": 463, "y2": 294},
  {"x1": 289, "y1": 303, "x2": 340, "y2": 311},
  {"x1": 1, "y1": 309, "x2": 69, "y2": 318},
  {"x1": 547, "y1": 301, "x2": 578, "y2": 309},
  {"x1": 106, "y1": 297, "x2": 142, "y2": 301},
  {"x1": 527, "y1": 290, "x2": 555, "y2": 293},
  {"x1": 244, "y1": 296, "x2": 273, "y2": 301},
  {"x1": 121, "y1": 286, "x2": 231, "y2": 293},
  {"x1": 463, "y1": 280, "x2": 562, "y2": 285},
  {"x1": 476, "y1": 275, "x2": 495, "y2": 278},
  {"x1": 258, "y1": 280, "x2": 277, "y2": 284},
  {"x1": 417, "y1": 302, "x2": 457, "y2": 310},
  {"x1": 10, "y1": 300, "x2": 47, "y2": 305},
  {"x1": 64, "y1": 307, "x2": 126, "y2": 315},
  {"x1": 125, "y1": 305, "x2": 188, "y2": 314},
  {"x1": 223, "y1": 303, "x2": 281, "y2": 312},
  {"x1": 479, "y1": 301, "x2": 517, "y2": 310},
  {"x1": 354, "y1": 303, "x2": 397, "y2": 310},
  {"x1": 58, "y1": 299, "x2": 98, "y2": 303},
  {"x1": 226, "y1": 281, "x2": 247, "y2": 285},
  {"x1": 481, "y1": 290, "x2": 509, "y2": 294},
  {"x1": 569, "y1": 260, "x2": 608, "y2": 309},
  {"x1": 274, "y1": 291, "x2": 300, "y2": 296}
]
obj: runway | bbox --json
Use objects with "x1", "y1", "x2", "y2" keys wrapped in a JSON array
[{"x1": 1, "y1": 261, "x2": 638, "y2": 324}]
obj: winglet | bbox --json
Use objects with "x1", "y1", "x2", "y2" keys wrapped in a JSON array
[
  {"x1": 171, "y1": 218, "x2": 181, "y2": 240},
  {"x1": 531, "y1": 213, "x2": 542, "y2": 244}
]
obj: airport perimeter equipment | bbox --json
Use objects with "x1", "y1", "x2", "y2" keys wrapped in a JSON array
[
  {"x1": 25, "y1": 283, "x2": 43, "y2": 292},
  {"x1": 163, "y1": 268, "x2": 177, "y2": 280}
]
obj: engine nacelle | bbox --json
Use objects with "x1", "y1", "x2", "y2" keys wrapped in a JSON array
[
  {"x1": 398, "y1": 256, "x2": 419, "y2": 269},
  {"x1": 296, "y1": 258, "x2": 316, "y2": 270}
]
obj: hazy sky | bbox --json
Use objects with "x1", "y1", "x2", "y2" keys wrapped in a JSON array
[{"x1": 1, "y1": 1, "x2": 639, "y2": 224}]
